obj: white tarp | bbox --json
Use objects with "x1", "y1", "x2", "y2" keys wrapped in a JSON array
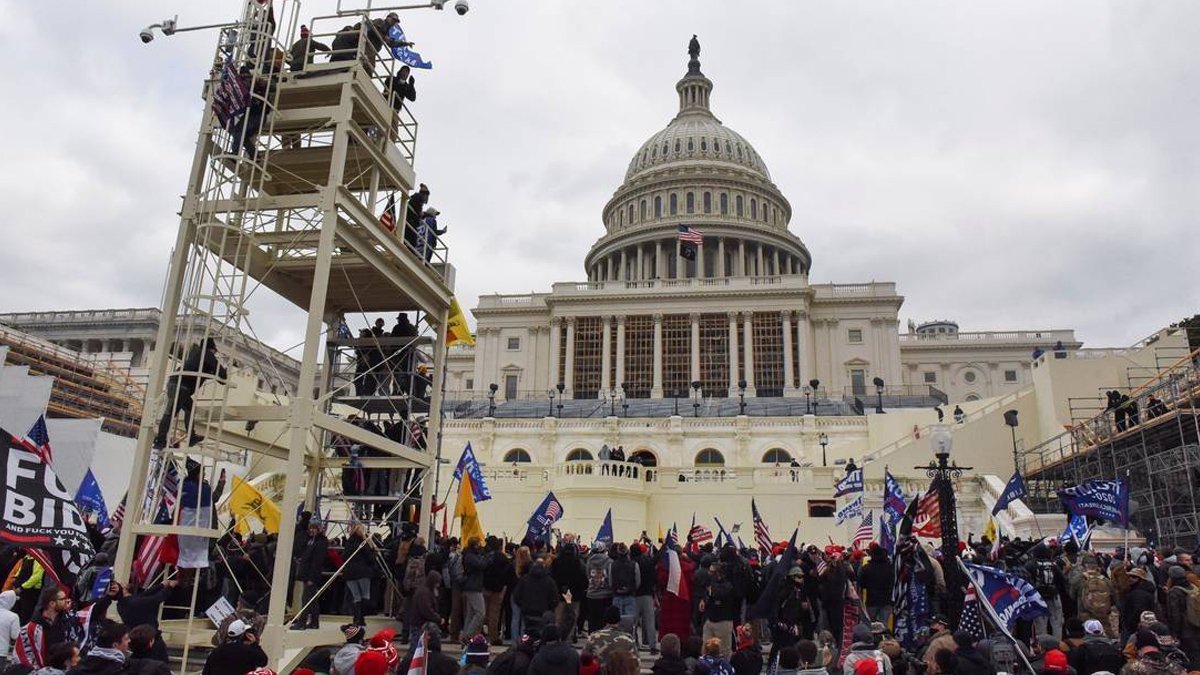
[
  {"x1": 90, "y1": 431, "x2": 137, "y2": 509},
  {"x1": 44, "y1": 417, "x2": 103, "y2": 496},
  {"x1": 0, "y1": 364, "x2": 53, "y2": 438}
]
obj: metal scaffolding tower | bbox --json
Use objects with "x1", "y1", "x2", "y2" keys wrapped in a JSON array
[
  {"x1": 1019, "y1": 349, "x2": 1200, "y2": 548},
  {"x1": 111, "y1": 1, "x2": 454, "y2": 667}
]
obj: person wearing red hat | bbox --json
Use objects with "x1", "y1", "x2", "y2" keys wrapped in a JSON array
[
  {"x1": 287, "y1": 25, "x2": 329, "y2": 72},
  {"x1": 355, "y1": 649, "x2": 389, "y2": 675},
  {"x1": 730, "y1": 623, "x2": 763, "y2": 675}
]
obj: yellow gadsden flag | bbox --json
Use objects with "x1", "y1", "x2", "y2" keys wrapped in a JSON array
[
  {"x1": 228, "y1": 476, "x2": 282, "y2": 535},
  {"x1": 446, "y1": 296, "x2": 475, "y2": 347},
  {"x1": 454, "y1": 473, "x2": 485, "y2": 546}
]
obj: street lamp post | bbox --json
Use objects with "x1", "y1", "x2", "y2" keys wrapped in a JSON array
[
  {"x1": 915, "y1": 424, "x2": 972, "y2": 624},
  {"x1": 804, "y1": 387, "x2": 812, "y2": 414},
  {"x1": 692, "y1": 380, "x2": 702, "y2": 417},
  {"x1": 738, "y1": 380, "x2": 747, "y2": 415},
  {"x1": 1003, "y1": 409, "x2": 1020, "y2": 472},
  {"x1": 819, "y1": 432, "x2": 829, "y2": 467},
  {"x1": 672, "y1": 390, "x2": 679, "y2": 416},
  {"x1": 487, "y1": 383, "x2": 497, "y2": 417},
  {"x1": 873, "y1": 377, "x2": 886, "y2": 414},
  {"x1": 809, "y1": 379, "x2": 821, "y2": 415},
  {"x1": 556, "y1": 382, "x2": 565, "y2": 417},
  {"x1": 547, "y1": 389, "x2": 555, "y2": 418}
]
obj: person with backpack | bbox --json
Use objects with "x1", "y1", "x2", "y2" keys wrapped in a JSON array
[
  {"x1": 1163, "y1": 565, "x2": 1200, "y2": 666},
  {"x1": 585, "y1": 542, "x2": 614, "y2": 633},
  {"x1": 631, "y1": 542, "x2": 659, "y2": 654},
  {"x1": 1078, "y1": 559, "x2": 1114, "y2": 635},
  {"x1": 511, "y1": 558, "x2": 560, "y2": 637},
  {"x1": 444, "y1": 538, "x2": 465, "y2": 641},
  {"x1": 1122, "y1": 569, "x2": 1160, "y2": 640},
  {"x1": 549, "y1": 543, "x2": 587, "y2": 642},
  {"x1": 1069, "y1": 619, "x2": 1126, "y2": 675},
  {"x1": 610, "y1": 543, "x2": 641, "y2": 628},
  {"x1": 482, "y1": 538, "x2": 514, "y2": 645},
  {"x1": 1028, "y1": 549, "x2": 1066, "y2": 639}
]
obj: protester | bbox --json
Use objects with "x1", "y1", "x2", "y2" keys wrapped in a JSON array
[
  {"x1": 31, "y1": 641, "x2": 80, "y2": 675},
  {"x1": 152, "y1": 338, "x2": 225, "y2": 450},
  {"x1": 288, "y1": 25, "x2": 330, "y2": 71},
  {"x1": 585, "y1": 605, "x2": 635, "y2": 664},
  {"x1": 0, "y1": 590, "x2": 19, "y2": 661},
  {"x1": 651, "y1": 633, "x2": 689, "y2": 675},
  {"x1": 66, "y1": 621, "x2": 130, "y2": 675},
  {"x1": 294, "y1": 518, "x2": 329, "y2": 630},
  {"x1": 201, "y1": 618, "x2": 268, "y2": 675},
  {"x1": 527, "y1": 624, "x2": 579, "y2": 675}
]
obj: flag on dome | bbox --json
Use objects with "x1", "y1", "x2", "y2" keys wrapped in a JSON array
[{"x1": 677, "y1": 224, "x2": 704, "y2": 244}]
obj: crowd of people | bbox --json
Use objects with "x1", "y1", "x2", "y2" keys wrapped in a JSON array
[{"x1": 4, "y1": 515, "x2": 1200, "y2": 675}]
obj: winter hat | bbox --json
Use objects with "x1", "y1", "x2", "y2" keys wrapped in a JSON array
[
  {"x1": 227, "y1": 619, "x2": 248, "y2": 638},
  {"x1": 1043, "y1": 650, "x2": 1069, "y2": 674},
  {"x1": 367, "y1": 628, "x2": 399, "y2": 667},
  {"x1": 1168, "y1": 565, "x2": 1187, "y2": 581},
  {"x1": 735, "y1": 624, "x2": 755, "y2": 650},
  {"x1": 355, "y1": 649, "x2": 389, "y2": 675},
  {"x1": 854, "y1": 658, "x2": 880, "y2": 675},
  {"x1": 787, "y1": 566, "x2": 804, "y2": 578},
  {"x1": 1135, "y1": 629, "x2": 1160, "y2": 652},
  {"x1": 247, "y1": 669, "x2": 277, "y2": 675},
  {"x1": 341, "y1": 623, "x2": 365, "y2": 643},
  {"x1": 1128, "y1": 567, "x2": 1150, "y2": 581},
  {"x1": 870, "y1": 622, "x2": 887, "y2": 636},
  {"x1": 1083, "y1": 620, "x2": 1104, "y2": 636},
  {"x1": 1139, "y1": 611, "x2": 1159, "y2": 626},
  {"x1": 466, "y1": 633, "x2": 490, "y2": 663},
  {"x1": 300, "y1": 25, "x2": 310, "y2": 37},
  {"x1": 1037, "y1": 634, "x2": 1061, "y2": 651},
  {"x1": 851, "y1": 624, "x2": 874, "y2": 645}
]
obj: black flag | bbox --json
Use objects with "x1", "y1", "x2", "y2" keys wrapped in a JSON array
[{"x1": 0, "y1": 428, "x2": 95, "y2": 556}]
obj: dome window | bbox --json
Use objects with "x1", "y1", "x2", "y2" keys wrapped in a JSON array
[
  {"x1": 686, "y1": 192, "x2": 695, "y2": 214},
  {"x1": 651, "y1": 147, "x2": 657, "y2": 159},
  {"x1": 703, "y1": 192, "x2": 712, "y2": 214},
  {"x1": 715, "y1": 139, "x2": 721, "y2": 154},
  {"x1": 663, "y1": 142, "x2": 669, "y2": 156},
  {"x1": 687, "y1": 138, "x2": 694, "y2": 152},
  {"x1": 674, "y1": 139, "x2": 681, "y2": 154},
  {"x1": 720, "y1": 193, "x2": 729, "y2": 215},
  {"x1": 751, "y1": 199, "x2": 758, "y2": 220},
  {"x1": 736, "y1": 195, "x2": 744, "y2": 217},
  {"x1": 701, "y1": 138, "x2": 707, "y2": 152},
  {"x1": 654, "y1": 196, "x2": 662, "y2": 218},
  {"x1": 669, "y1": 193, "x2": 678, "y2": 215},
  {"x1": 736, "y1": 144, "x2": 743, "y2": 159},
  {"x1": 640, "y1": 200, "x2": 647, "y2": 220},
  {"x1": 628, "y1": 204, "x2": 635, "y2": 224}
]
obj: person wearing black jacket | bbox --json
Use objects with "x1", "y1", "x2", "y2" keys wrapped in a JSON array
[
  {"x1": 127, "y1": 624, "x2": 173, "y2": 675},
  {"x1": 631, "y1": 543, "x2": 658, "y2": 653},
  {"x1": 1122, "y1": 567, "x2": 1159, "y2": 638},
  {"x1": 512, "y1": 559, "x2": 560, "y2": 635},
  {"x1": 952, "y1": 631, "x2": 994, "y2": 675},
  {"x1": 388, "y1": 65, "x2": 417, "y2": 115},
  {"x1": 550, "y1": 543, "x2": 587, "y2": 641},
  {"x1": 528, "y1": 624, "x2": 579, "y2": 675},
  {"x1": 202, "y1": 620, "x2": 268, "y2": 675},
  {"x1": 460, "y1": 538, "x2": 490, "y2": 638},
  {"x1": 295, "y1": 519, "x2": 329, "y2": 629},
  {"x1": 404, "y1": 184, "x2": 430, "y2": 252},
  {"x1": 116, "y1": 580, "x2": 177, "y2": 662},
  {"x1": 701, "y1": 562, "x2": 738, "y2": 657},
  {"x1": 344, "y1": 525, "x2": 375, "y2": 625},
  {"x1": 858, "y1": 545, "x2": 894, "y2": 625},
  {"x1": 152, "y1": 338, "x2": 225, "y2": 449},
  {"x1": 482, "y1": 539, "x2": 514, "y2": 645}
]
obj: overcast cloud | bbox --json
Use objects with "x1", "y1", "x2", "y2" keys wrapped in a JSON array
[{"x1": 1, "y1": 1, "x2": 1198, "y2": 354}]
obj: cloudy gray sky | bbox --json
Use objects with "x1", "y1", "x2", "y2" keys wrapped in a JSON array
[{"x1": 2, "y1": 1, "x2": 1198, "y2": 352}]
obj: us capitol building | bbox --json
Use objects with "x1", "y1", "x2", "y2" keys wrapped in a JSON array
[{"x1": 430, "y1": 42, "x2": 1172, "y2": 544}]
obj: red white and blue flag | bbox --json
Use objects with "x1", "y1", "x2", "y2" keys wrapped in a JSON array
[
  {"x1": 16, "y1": 416, "x2": 53, "y2": 465},
  {"x1": 133, "y1": 457, "x2": 180, "y2": 586},
  {"x1": 752, "y1": 499, "x2": 772, "y2": 552},
  {"x1": 852, "y1": 511, "x2": 874, "y2": 550},
  {"x1": 212, "y1": 54, "x2": 250, "y2": 131},
  {"x1": 677, "y1": 224, "x2": 704, "y2": 245},
  {"x1": 687, "y1": 513, "x2": 713, "y2": 544},
  {"x1": 406, "y1": 630, "x2": 428, "y2": 675}
]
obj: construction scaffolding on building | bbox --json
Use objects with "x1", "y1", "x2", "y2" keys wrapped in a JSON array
[
  {"x1": 1018, "y1": 348, "x2": 1200, "y2": 548},
  {"x1": 111, "y1": 1, "x2": 454, "y2": 670}
]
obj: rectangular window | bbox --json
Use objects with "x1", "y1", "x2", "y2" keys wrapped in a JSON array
[
  {"x1": 506, "y1": 336, "x2": 521, "y2": 351},
  {"x1": 465, "y1": 378, "x2": 474, "y2": 390},
  {"x1": 1005, "y1": 369, "x2": 1018, "y2": 382},
  {"x1": 504, "y1": 374, "x2": 518, "y2": 399},
  {"x1": 851, "y1": 369, "x2": 866, "y2": 396},
  {"x1": 923, "y1": 371, "x2": 936, "y2": 384},
  {"x1": 848, "y1": 329, "x2": 863, "y2": 344},
  {"x1": 808, "y1": 500, "x2": 836, "y2": 518}
]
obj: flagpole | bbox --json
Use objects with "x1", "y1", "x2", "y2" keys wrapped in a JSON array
[
  {"x1": 1123, "y1": 470, "x2": 1131, "y2": 561},
  {"x1": 957, "y1": 558, "x2": 1037, "y2": 675}
]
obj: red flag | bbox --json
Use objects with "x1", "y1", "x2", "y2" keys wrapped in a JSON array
[{"x1": 912, "y1": 485, "x2": 942, "y2": 538}]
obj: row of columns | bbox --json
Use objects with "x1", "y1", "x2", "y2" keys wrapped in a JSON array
[
  {"x1": 55, "y1": 337, "x2": 153, "y2": 366},
  {"x1": 548, "y1": 311, "x2": 814, "y2": 399},
  {"x1": 590, "y1": 236, "x2": 804, "y2": 282}
]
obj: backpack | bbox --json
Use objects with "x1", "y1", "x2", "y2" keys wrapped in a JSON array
[
  {"x1": 402, "y1": 556, "x2": 425, "y2": 594},
  {"x1": 1081, "y1": 572, "x2": 1112, "y2": 618},
  {"x1": 587, "y1": 558, "x2": 611, "y2": 596},
  {"x1": 611, "y1": 558, "x2": 637, "y2": 596},
  {"x1": 1182, "y1": 585, "x2": 1200, "y2": 628},
  {"x1": 1035, "y1": 561, "x2": 1058, "y2": 597},
  {"x1": 447, "y1": 552, "x2": 464, "y2": 589},
  {"x1": 1079, "y1": 639, "x2": 1125, "y2": 675}
]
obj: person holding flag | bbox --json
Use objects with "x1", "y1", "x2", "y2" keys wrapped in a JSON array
[{"x1": 656, "y1": 525, "x2": 694, "y2": 642}]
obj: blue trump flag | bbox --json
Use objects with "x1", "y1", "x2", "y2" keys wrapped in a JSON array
[
  {"x1": 883, "y1": 469, "x2": 906, "y2": 524},
  {"x1": 75, "y1": 469, "x2": 110, "y2": 530},
  {"x1": 834, "y1": 468, "x2": 863, "y2": 498},
  {"x1": 991, "y1": 471, "x2": 1028, "y2": 516},
  {"x1": 1062, "y1": 513, "x2": 1093, "y2": 549},
  {"x1": 453, "y1": 443, "x2": 492, "y2": 502},
  {"x1": 523, "y1": 491, "x2": 564, "y2": 543},
  {"x1": 388, "y1": 24, "x2": 433, "y2": 69},
  {"x1": 1058, "y1": 479, "x2": 1130, "y2": 527},
  {"x1": 595, "y1": 509, "x2": 614, "y2": 546},
  {"x1": 90, "y1": 567, "x2": 113, "y2": 599},
  {"x1": 962, "y1": 560, "x2": 1049, "y2": 629}
]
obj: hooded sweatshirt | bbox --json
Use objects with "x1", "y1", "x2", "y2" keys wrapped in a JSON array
[
  {"x1": 528, "y1": 639, "x2": 580, "y2": 675},
  {"x1": 586, "y1": 550, "x2": 613, "y2": 599},
  {"x1": 0, "y1": 590, "x2": 20, "y2": 658},
  {"x1": 332, "y1": 641, "x2": 365, "y2": 675}
]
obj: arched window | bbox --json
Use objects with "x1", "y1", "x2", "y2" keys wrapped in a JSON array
[
  {"x1": 627, "y1": 204, "x2": 634, "y2": 224},
  {"x1": 965, "y1": 394, "x2": 981, "y2": 402},
  {"x1": 686, "y1": 192, "x2": 695, "y2": 214},
  {"x1": 651, "y1": 146, "x2": 657, "y2": 159},
  {"x1": 654, "y1": 196, "x2": 662, "y2": 218},
  {"x1": 630, "y1": 450, "x2": 658, "y2": 467},
  {"x1": 703, "y1": 192, "x2": 712, "y2": 214},
  {"x1": 687, "y1": 138, "x2": 694, "y2": 152},
  {"x1": 701, "y1": 138, "x2": 708, "y2": 152},
  {"x1": 762, "y1": 448, "x2": 792, "y2": 464},
  {"x1": 674, "y1": 139, "x2": 681, "y2": 154},
  {"x1": 736, "y1": 143, "x2": 743, "y2": 159},
  {"x1": 715, "y1": 139, "x2": 722, "y2": 154},
  {"x1": 720, "y1": 193, "x2": 729, "y2": 214},
  {"x1": 750, "y1": 199, "x2": 758, "y2": 220},
  {"x1": 663, "y1": 142, "x2": 669, "y2": 156},
  {"x1": 618, "y1": 210, "x2": 624, "y2": 227},
  {"x1": 504, "y1": 449, "x2": 532, "y2": 463},
  {"x1": 640, "y1": 200, "x2": 647, "y2": 220},
  {"x1": 566, "y1": 448, "x2": 593, "y2": 462},
  {"x1": 695, "y1": 448, "x2": 725, "y2": 466},
  {"x1": 669, "y1": 194, "x2": 678, "y2": 215},
  {"x1": 736, "y1": 195, "x2": 744, "y2": 217}
]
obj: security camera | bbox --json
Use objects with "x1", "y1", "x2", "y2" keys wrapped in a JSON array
[
  {"x1": 454, "y1": 0, "x2": 469, "y2": 15},
  {"x1": 139, "y1": 27, "x2": 156, "y2": 43},
  {"x1": 160, "y1": 17, "x2": 178, "y2": 35}
]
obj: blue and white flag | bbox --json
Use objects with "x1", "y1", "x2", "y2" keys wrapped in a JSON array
[
  {"x1": 523, "y1": 491, "x2": 563, "y2": 543},
  {"x1": 1058, "y1": 479, "x2": 1129, "y2": 527},
  {"x1": 835, "y1": 468, "x2": 863, "y2": 498},
  {"x1": 962, "y1": 560, "x2": 1049, "y2": 629},
  {"x1": 74, "y1": 469, "x2": 110, "y2": 531},
  {"x1": 90, "y1": 567, "x2": 113, "y2": 600},
  {"x1": 595, "y1": 509, "x2": 613, "y2": 546},
  {"x1": 452, "y1": 442, "x2": 492, "y2": 502},
  {"x1": 1062, "y1": 514, "x2": 1093, "y2": 549},
  {"x1": 388, "y1": 24, "x2": 433, "y2": 69},
  {"x1": 991, "y1": 471, "x2": 1028, "y2": 516},
  {"x1": 884, "y1": 470, "x2": 906, "y2": 524},
  {"x1": 836, "y1": 495, "x2": 864, "y2": 525}
]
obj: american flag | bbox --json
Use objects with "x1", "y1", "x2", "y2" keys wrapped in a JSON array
[
  {"x1": 17, "y1": 416, "x2": 53, "y2": 465},
  {"x1": 687, "y1": 514, "x2": 713, "y2": 544},
  {"x1": 677, "y1": 224, "x2": 704, "y2": 244},
  {"x1": 960, "y1": 583, "x2": 987, "y2": 640},
  {"x1": 108, "y1": 493, "x2": 127, "y2": 533},
  {"x1": 544, "y1": 499, "x2": 563, "y2": 521},
  {"x1": 406, "y1": 630, "x2": 428, "y2": 675},
  {"x1": 212, "y1": 54, "x2": 250, "y2": 131},
  {"x1": 852, "y1": 511, "x2": 875, "y2": 550},
  {"x1": 379, "y1": 193, "x2": 397, "y2": 232},
  {"x1": 408, "y1": 418, "x2": 425, "y2": 449},
  {"x1": 912, "y1": 483, "x2": 942, "y2": 538},
  {"x1": 133, "y1": 457, "x2": 180, "y2": 586},
  {"x1": 752, "y1": 499, "x2": 773, "y2": 552}
]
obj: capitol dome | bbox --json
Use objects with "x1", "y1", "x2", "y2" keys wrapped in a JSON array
[{"x1": 585, "y1": 40, "x2": 810, "y2": 282}]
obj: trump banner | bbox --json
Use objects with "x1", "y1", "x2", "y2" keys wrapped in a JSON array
[{"x1": 1058, "y1": 479, "x2": 1129, "y2": 527}]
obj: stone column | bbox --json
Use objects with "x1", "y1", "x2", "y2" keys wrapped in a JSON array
[
  {"x1": 827, "y1": 319, "x2": 840, "y2": 392},
  {"x1": 772, "y1": 248, "x2": 780, "y2": 276},
  {"x1": 737, "y1": 239, "x2": 745, "y2": 276},
  {"x1": 717, "y1": 237, "x2": 726, "y2": 277},
  {"x1": 564, "y1": 317, "x2": 576, "y2": 397},
  {"x1": 782, "y1": 310, "x2": 796, "y2": 396},
  {"x1": 655, "y1": 241, "x2": 664, "y2": 279},
  {"x1": 674, "y1": 239, "x2": 682, "y2": 279},
  {"x1": 743, "y1": 311, "x2": 757, "y2": 395},
  {"x1": 727, "y1": 311, "x2": 740, "y2": 396},
  {"x1": 696, "y1": 242, "x2": 705, "y2": 279},
  {"x1": 600, "y1": 315, "x2": 612, "y2": 396},
  {"x1": 606, "y1": 256, "x2": 614, "y2": 281},
  {"x1": 690, "y1": 313, "x2": 701, "y2": 386},
  {"x1": 652, "y1": 313, "x2": 664, "y2": 398},
  {"x1": 756, "y1": 245, "x2": 765, "y2": 277},
  {"x1": 619, "y1": 250, "x2": 628, "y2": 282},
  {"x1": 636, "y1": 245, "x2": 644, "y2": 281},
  {"x1": 615, "y1": 316, "x2": 626, "y2": 390},
  {"x1": 549, "y1": 317, "x2": 562, "y2": 388},
  {"x1": 796, "y1": 311, "x2": 813, "y2": 386}
]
